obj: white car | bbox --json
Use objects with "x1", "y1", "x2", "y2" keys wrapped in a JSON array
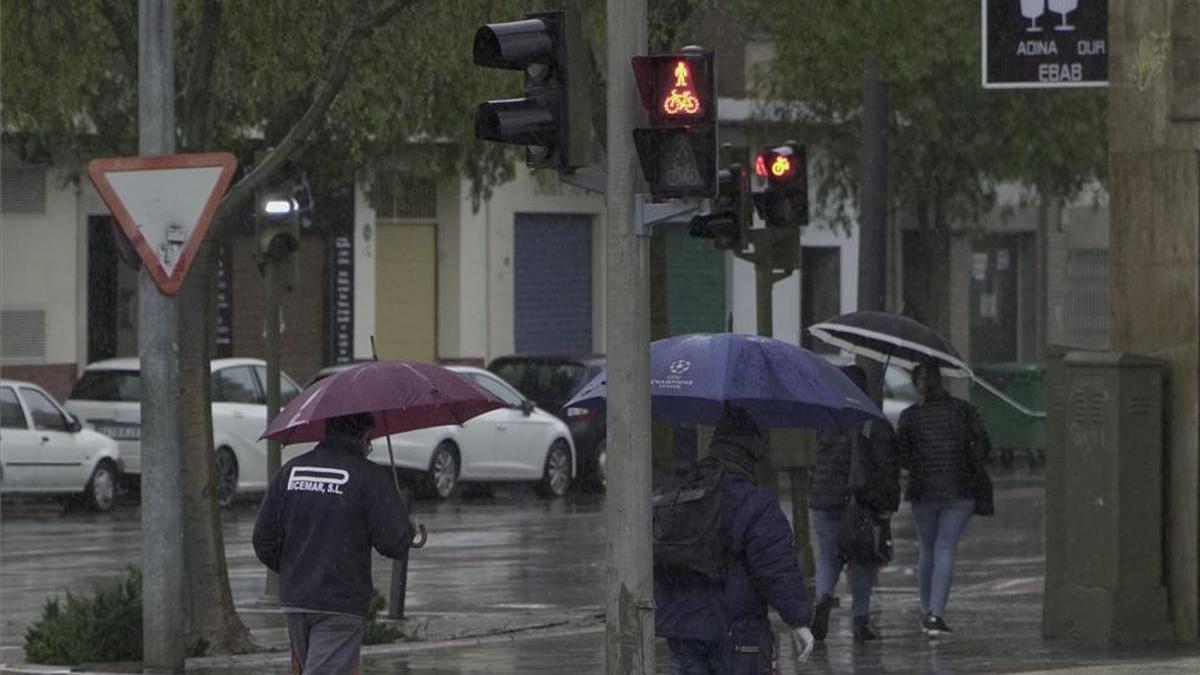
[
  {"x1": 312, "y1": 364, "x2": 576, "y2": 499},
  {"x1": 64, "y1": 357, "x2": 309, "y2": 506},
  {"x1": 1, "y1": 379, "x2": 122, "y2": 511}
]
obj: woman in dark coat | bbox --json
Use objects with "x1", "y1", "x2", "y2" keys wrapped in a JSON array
[
  {"x1": 808, "y1": 365, "x2": 900, "y2": 642},
  {"x1": 897, "y1": 362, "x2": 992, "y2": 637}
]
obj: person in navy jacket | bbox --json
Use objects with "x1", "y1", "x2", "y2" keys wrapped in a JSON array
[
  {"x1": 655, "y1": 405, "x2": 815, "y2": 673},
  {"x1": 254, "y1": 412, "x2": 413, "y2": 674}
]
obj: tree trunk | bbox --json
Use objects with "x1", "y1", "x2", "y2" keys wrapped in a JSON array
[{"x1": 177, "y1": 238, "x2": 256, "y2": 653}]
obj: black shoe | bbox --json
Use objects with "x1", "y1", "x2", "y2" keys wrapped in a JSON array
[
  {"x1": 921, "y1": 613, "x2": 953, "y2": 637},
  {"x1": 812, "y1": 594, "x2": 834, "y2": 641},
  {"x1": 853, "y1": 616, "x2": 877, "y2": 642}
]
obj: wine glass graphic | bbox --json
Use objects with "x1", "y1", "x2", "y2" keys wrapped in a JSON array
[
  {"x1": 1020, "y1": 0, "x2": 1046, "y2": 32},
  {"x1": 1048, "y1": 0, "x2": 1077, "y2": 31}
]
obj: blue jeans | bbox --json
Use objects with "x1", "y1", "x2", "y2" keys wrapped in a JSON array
[
  {"x1": 810, "y1": 508, "x2": 876, "y2": 618},
  {"x1": 912, "y1": 498, "x2": 974, "y2": 617}
]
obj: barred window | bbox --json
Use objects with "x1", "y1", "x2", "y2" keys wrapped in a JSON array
[
  {"x1": 1, "y1": 166, "x2": 47, "y2": 214},
  {"x1": 370, "y1": 171, "x2": 437, "y2": 220}
]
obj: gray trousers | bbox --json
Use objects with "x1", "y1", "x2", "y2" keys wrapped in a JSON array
[{"x1": 285, "y1": 612, "x2": 366, "y2": 674}]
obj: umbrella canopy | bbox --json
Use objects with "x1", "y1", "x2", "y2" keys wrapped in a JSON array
[
  {"x1": 807, "y1": 310, "x2": 971, "y2": 378},
  {"x1": 564, "y1": 333, "x2": 885, "y2": 429},
  {"x1": 262, "y1": 360, "x2": 507, "y2": 445}
]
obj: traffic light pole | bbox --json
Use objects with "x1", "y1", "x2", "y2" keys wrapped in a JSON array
[
  {"x1": 604, "y1": 0, "x2": 653, "y2": 672},
  {"x1": 741, "y1": 229, "x2": 815, "y2": 576},
  {"x1": 262, "y1": 254, "x2": 283, "y2": 602}
]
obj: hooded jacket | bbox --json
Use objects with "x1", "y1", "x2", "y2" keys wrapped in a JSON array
[
  {"x1": 654, "y1": 421, "x2": 812, "y2": 643},
  {"x1": 252, "y1": 434, "x2": 413, "y2": 616}
]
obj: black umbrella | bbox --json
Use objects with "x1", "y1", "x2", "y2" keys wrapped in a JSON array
[
  {"x1": 808, "y1": 310, "x2": 1045, "y2": 418},
  {"x1": 808, "y1": 310, "x2": 970, "y2": 377}
]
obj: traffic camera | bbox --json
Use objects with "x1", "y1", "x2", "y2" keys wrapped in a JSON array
[
  {"x1": 631, "y1": 49, "x2": 717, "y2": 197},
  {"x1": 752, "y1": 143, "x2": 808, "y2": 228},
  {"x1": 473, "y1": 8, "x2": 591, "y2": 170}
]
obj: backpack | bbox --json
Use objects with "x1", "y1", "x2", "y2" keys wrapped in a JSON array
[{"x1": 652, "y1": 461, "x2": 730, "y2": 583}]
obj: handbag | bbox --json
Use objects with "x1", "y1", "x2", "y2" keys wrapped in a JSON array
[
  {"x1": 960, "y1": 402, "x2": 995, "y2": 517},
  {"x1": 836, "y1": 428, "x2": 894, "y2": 565}
]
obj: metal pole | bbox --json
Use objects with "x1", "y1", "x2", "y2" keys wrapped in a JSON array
[
  {"x1": 605, "y1": 0, "x2": 652, "y2": 671},
  {"x1": 138, "y1": 0, "x2": 185, "y2": 670},
  {"x1": 788, "y1": 233, "x2": 814, "y2": 578},
  {"x1": 387, "y1": 489, "x2": 413, "y2": 620},
  {"x1": 857, "y1": 66, "x2": 889, "y2": 406},
  {"x1": 263, "y1": 256, "x2": 282, "y2": 601}
]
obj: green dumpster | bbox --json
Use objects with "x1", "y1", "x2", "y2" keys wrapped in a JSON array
[{"x1": 970, "y1": 362, "x2": 1046, "y2": 466}]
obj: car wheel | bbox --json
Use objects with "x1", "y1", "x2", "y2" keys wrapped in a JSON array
[
  {"x1": 85, "y1": 461, "x2": 117, "y2": 512},
  {"x1": 426, "y1": 442, "x2": 459, "y2": 500},
  {"x1": 537, "y1": 439, "x2": 573, "y2": 498},
  {"x1": 216, "y1": 447, "x2": 239, "y2": 507}
]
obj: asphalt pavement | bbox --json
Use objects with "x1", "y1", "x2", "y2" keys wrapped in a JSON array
[{"x1": 3, "y1": 472, "x2": 1200, "y2": 673}]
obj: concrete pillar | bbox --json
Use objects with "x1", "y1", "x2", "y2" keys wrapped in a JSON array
[{"x1": 1108, "y1": 0, "x2": 1200, "y2": 642}]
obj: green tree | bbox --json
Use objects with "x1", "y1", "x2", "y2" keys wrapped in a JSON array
[{"x1": 737, "y1": 0, "x2": 1107, "y2": 228}]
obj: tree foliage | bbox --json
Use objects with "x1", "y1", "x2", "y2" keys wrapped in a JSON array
[{"x1": 737, "y1": 0, "x2": 1107, "y2": 229}]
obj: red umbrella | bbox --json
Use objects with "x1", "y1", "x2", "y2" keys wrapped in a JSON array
[{"x1": 262, "y1": 360, "x2": 506, "y2": 445}]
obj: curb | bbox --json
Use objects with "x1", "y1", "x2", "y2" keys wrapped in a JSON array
[{"x1": 0, "y1": 617, "x2": 605, "y2": 675}]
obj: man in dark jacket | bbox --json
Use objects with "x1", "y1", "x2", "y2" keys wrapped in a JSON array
[
  {"x1": 253, "y1": 412, "x2": 414, "y2": 673},
  {"x1": 655, "y1": 405, "x2": 815, "y2": 673},
  {"x1": 897, "y1": 363, "x2": 992, "y2": 637},
  {"x1": 809, "y1": 365, "x2": 900, "y2": 642}
]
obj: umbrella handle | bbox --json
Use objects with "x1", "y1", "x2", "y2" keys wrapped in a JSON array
[{"x1": 411, "y1": 522, "x2": 428, "y2": 548}]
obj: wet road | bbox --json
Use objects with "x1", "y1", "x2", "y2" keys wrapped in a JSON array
[{"x1": 4, "y1": 472, "x2": 1199, "y2": 673}]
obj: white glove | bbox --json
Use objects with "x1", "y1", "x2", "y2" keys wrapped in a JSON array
[{"x1": 791, "y1": 626, "x2": 814, "y2": 662}]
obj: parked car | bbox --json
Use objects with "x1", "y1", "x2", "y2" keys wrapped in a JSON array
[
  {"x1": 487, "y1": 354, "x2": 607, "y2": 490},
  {"x1": 64, "y1": 357, "x2": 309, "y2": 506},
  {"x1": 308, "y1": 363, "x2": 576, "y2": 499},
  {"x1": 1, "y1": 379, "x2": 122, "y2": 511}
]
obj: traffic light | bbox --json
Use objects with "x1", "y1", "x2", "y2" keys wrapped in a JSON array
[
  {"x1": 689, "y1": 166, "x2": 747, "y2": 251},
  {"x1": 257, "y1": 193, "x2": 300, "y2": 260},
  {"x1": 473, "y1": 8, "x2": 590, "y2": 170},
  {"x1": 752, "y1": 143, "x2": 808, "y2": 227},
  {"x1": 631, "y1": 49, "x2": 717, "y2": 197}
]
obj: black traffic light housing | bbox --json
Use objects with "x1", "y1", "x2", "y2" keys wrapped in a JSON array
[
  {"x1": 752, "y1": 143, "x2": 808, "y2": 227},
  {"x1": 689, "y1": 165, "x2": 747, "y2": 251},
  {"x1": 631, "y1": 49, "x2": 717, "y2": 197},
  {"x1": 474, "y1": 8, "x2": 590, "y2": 170}
]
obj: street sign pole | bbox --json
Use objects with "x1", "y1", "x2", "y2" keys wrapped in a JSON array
[
  {"x1": 138, "y1": 0, "x2": 185, "y2": 670},
  {"x1": 605, "y1": 0, "x2": 653, "y2": 672},
  {"x1": 263, "y1": 256, "x2": 282, "y2": 602}
]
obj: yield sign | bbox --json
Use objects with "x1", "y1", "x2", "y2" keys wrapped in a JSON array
[{"x1": 87, "y1": 153, "x2": 238, "y2": 295}]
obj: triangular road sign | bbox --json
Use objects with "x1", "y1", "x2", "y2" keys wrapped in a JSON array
[{"x1": 87, "y1": 153, "x2": 238, "y2": 295}]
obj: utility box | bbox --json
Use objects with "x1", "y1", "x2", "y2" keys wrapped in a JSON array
[{"x1": 1042, "y1": 351, "x2": 1172, "y2": 643}]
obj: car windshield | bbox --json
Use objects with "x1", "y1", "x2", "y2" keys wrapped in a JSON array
[
  {"x1": 69, "y1": 370, "x2": 142, "y2": 402},
  {"x1": 527, "y1": 363, "x2": 591, "y2": 406}
]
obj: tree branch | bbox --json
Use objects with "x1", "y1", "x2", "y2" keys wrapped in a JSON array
[
  {"x1": 97, "y1": 0, "x2": 137, "y2": 77},
  {"x1": 181, "y1": 0, "x2": 222, "y2": 150},
  {"x1": 211, "y1": 0, "x2": 413, "y2": 236}
]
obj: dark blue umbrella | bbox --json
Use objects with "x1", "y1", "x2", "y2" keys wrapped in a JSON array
[{"x1": 563, "y1": 333, "x2": 885, "y2": 429}]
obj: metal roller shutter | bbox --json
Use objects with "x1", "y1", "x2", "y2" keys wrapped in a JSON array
[{"x1": 514, "y1": 213, "x2": 592, "y2": 353}]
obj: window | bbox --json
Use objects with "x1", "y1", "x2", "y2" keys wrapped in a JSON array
[
  {"x1": 253, "y1": 365, "x2": 302, "y2": 406},
  {"x1": 21, "y1": 388, "x2": 68, "y2": 431},
  {"x1": 212, "y1": 366, "x2": 263, "y2": 404},
  {"x1": 1, "y1": 387, "x2": 27, "y2": 429},
  {"x1": 1, "y1": 166, "x2": 47, "y2": 214},
  {"x1": 69, "y1": 370, "x2": 142, "y2": 402},
  {"x1": 467, "y1": 372, "x2": 523, "y2": 407}
]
